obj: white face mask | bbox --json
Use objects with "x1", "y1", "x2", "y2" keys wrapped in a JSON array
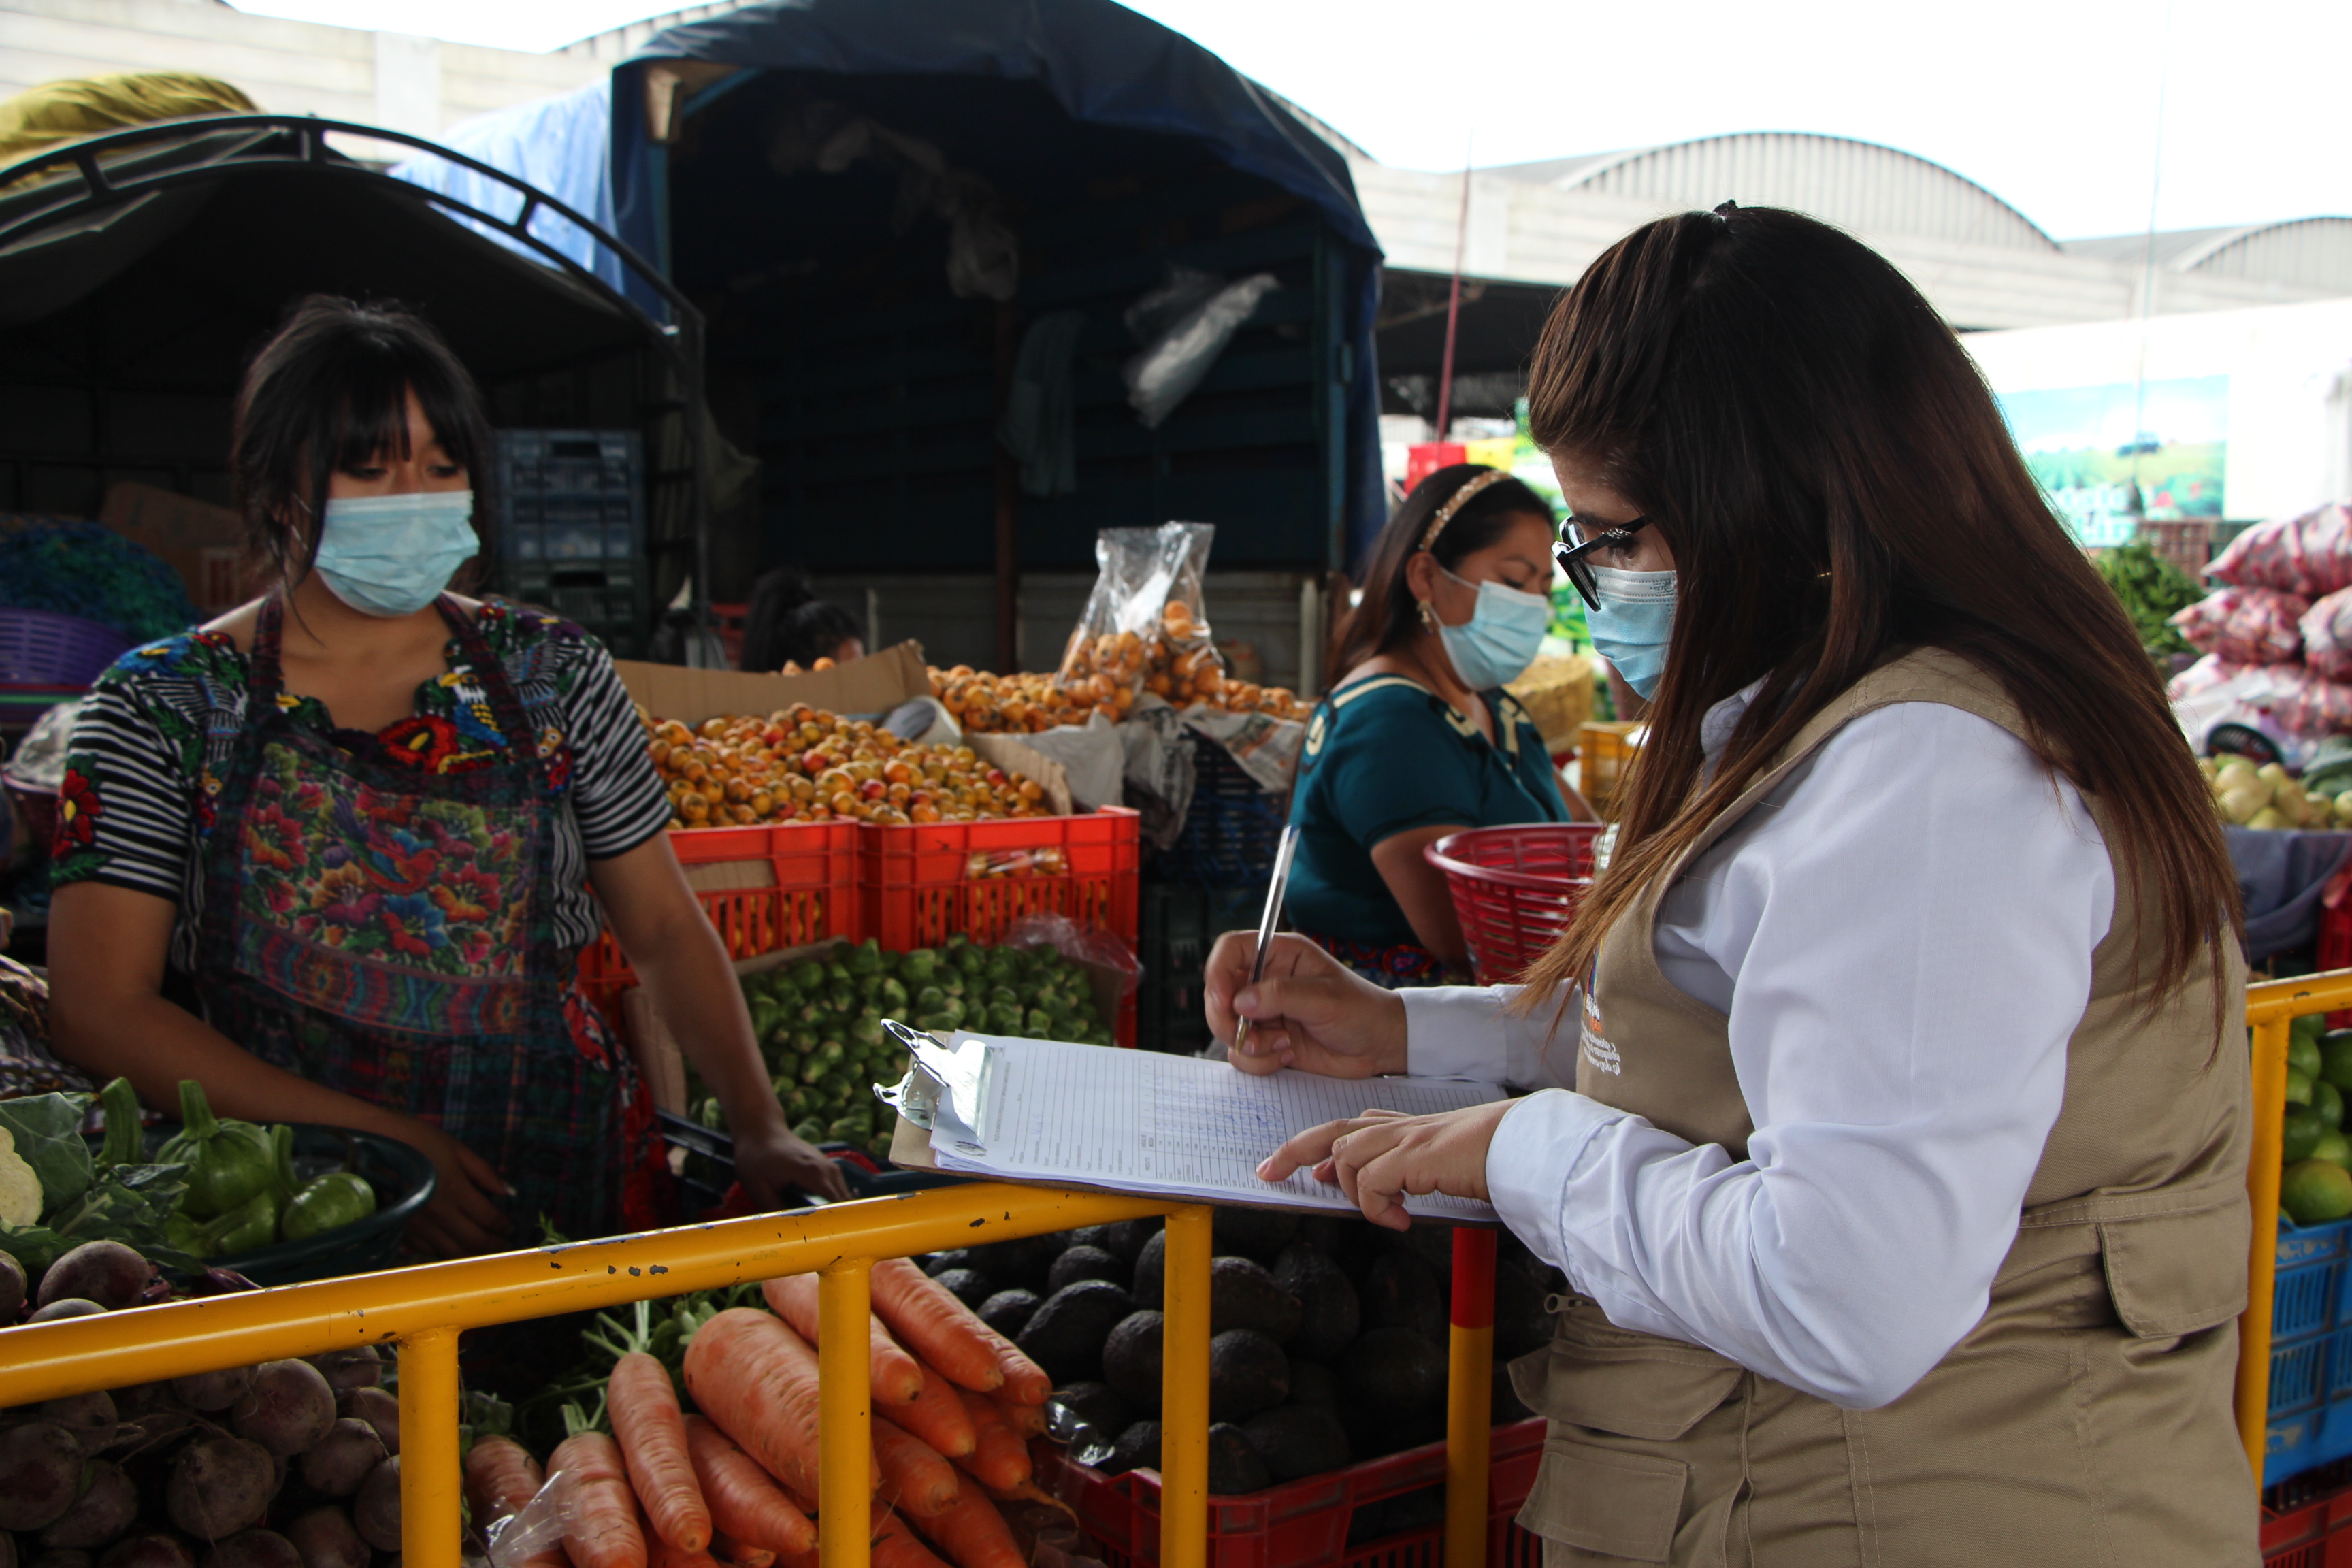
[
  {"x1": 312, "y1": 490, "x2": 478, "y2": 617},
  {"x1": 1432, "y1": 563, "x2": 1552, "y2": 690}
]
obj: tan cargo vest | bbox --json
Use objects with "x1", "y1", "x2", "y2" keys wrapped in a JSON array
[{"x1": 1512, "y1": 647, "x2": 2257, "y2": 1567}]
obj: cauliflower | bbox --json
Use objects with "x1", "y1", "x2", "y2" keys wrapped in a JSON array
[{"x1": 0, "y1": 1126, "x2": 42, "y2": 1226}]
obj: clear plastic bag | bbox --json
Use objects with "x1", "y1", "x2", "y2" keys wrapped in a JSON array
[
  {"x1": 2168, "y1": 586, "x2": 2308, "y2": 664},
  {"x1": 2255, "y1": 664, "x2": 2352, "y2": 738},
  {"x1": 1004, "y1": 912, "x2": 1142, "y2": 998},
  {"x1": 2167, "y1": 653, "x2": 2253, "y2": 701},
  {"x1": 1056, "y1": 523, "x2": 1220, "y2": 709},
  {"x1": 1122, "y1": 272, "x2": 1279, "y2": 429},
  {"x1": 483, "y1": 1467, "x2": 574, "y2": 1568},
  {"x1": 2303, "y1": 587, "x2": 2352, "y2": 682},
  {"x1": 2206, "y1": 502, "x2": 2352, "y2": 598}
]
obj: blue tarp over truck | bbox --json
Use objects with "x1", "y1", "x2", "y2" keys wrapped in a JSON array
[{"x1": 402, "y1": 0, "x2": 1386, "y2": 592}]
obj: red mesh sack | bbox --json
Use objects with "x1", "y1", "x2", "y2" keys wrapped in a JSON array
[
  {"x1": 2206, "y1": 502, "x2": 2352, "y2": 598},
  {"x1": 2169, "y1": 587, "x2": 2308, "y2": 665},
  {"x1": 2167, "y1": 653, "x2": 2253, "y2": 700},
  {"x1": 2257, "y1": 664, "x2": 2352, "y2": 738},
  {"x1": 2302, "y1": 587, "x2": 2352, "y2": 682}
]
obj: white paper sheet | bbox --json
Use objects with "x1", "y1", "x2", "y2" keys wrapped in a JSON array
[{"x1": 910, "y1": 1032, "x2": 1504, "y2": 1220}]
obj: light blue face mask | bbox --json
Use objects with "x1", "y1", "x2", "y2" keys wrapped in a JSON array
[
  {"x1": 1586, "y1": 564, "x2": 1678, "y2": 699},
  {"x1": 313, "y1": 490, "x2": 478, "y2": 618},
  {"x1": 1433, "y1": 565, "x2": 1552, "y2": 691}
]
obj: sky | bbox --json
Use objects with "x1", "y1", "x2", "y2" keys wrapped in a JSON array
[{"x1": 226, "y1": 0, "x2": 2349, "y2": 241}]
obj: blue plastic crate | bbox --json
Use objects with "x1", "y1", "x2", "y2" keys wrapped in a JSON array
[
  {"x1": 2270, "y1": 1396, "x2": 2352, "y2": 1486},
  {"x1": 2268, "y1": 1215, "x2": 2352, "y2": 1486},
  {"x1": 2276, "y1": 1328, "x2": 2340, "y2": 1416},
  {"x1": 1150, "y1": 732, "x2": 1288, "y2": 887}
]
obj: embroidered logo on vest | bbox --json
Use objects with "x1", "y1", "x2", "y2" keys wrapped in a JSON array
[{"x1": 1579, "y1": 983, "x2": 1621, "y2": 1076}]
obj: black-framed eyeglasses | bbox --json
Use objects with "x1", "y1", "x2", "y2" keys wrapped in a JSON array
[{"x1": 1553, "y1": 513, "x2": 1651, "y2": 610}]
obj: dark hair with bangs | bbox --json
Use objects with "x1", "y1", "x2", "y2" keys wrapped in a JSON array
[
  {"x1": 1333, "y1": 464, "x2": 1554, "y2": 674},
  {"x1": 1517, "y1": 205, "x2": 2240, "y2": 1014},
  {"x1": 231, "y1": 295, "x2": 492, "y2": 596},
  {"x1": 743, "y1": 566, "x2": 863, "y2": 671}
]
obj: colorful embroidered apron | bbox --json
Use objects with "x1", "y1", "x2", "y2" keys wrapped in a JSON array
[{"x1": 193, "y1": 595, "x2": 665, "y2": 1243}]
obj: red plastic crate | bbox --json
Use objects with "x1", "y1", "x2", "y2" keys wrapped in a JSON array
[
  {"x1": 578, "y1": 819, "x2": 861, "y2": 1015},
  {"x1": 1037, "y1": 1418, "x2": 1546, "y2": 1568},
  {"x1": 860, "y1": 806, "x2": 1141, "y2": 951},
  {"x1": 1424, "y1": 824, "x2": 1603, "y2": 985},
  {"x1": 2321, "y1": 895, "x2": 2352, "y2": 1030}
]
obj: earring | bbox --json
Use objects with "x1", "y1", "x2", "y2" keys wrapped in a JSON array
[{"x1": 1417, "y1": 600, "x2": 1438, "y2": 633}]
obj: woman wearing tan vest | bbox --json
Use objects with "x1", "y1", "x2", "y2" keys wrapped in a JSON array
[{"x1": 1207, "y1": 203, "x2": 2255, "y2": 1565}]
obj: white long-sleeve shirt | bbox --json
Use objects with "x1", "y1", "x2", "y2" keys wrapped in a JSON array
[{"x1": 1408, "y1": 695, "x2": 2114, "y2": 1410}]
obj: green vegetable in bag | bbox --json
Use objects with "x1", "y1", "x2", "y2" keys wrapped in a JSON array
[
  {"x1": 198, "y1": 1190, "x2": 278, "y2": 1255},
  {"x1": 282, "y1": 1171, "x2": 378, "y2": 1241},
  {"x1": 155, "y1": 1081, "x2": 279, "y2": 1219}
]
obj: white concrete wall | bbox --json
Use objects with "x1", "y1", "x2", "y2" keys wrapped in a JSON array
[
  {"x1": 1963, "y1": 298, "x2": 2352, "y2": 521},
  {"x1": 0, "y1": 0, "x2": 600, "y2": 155}
]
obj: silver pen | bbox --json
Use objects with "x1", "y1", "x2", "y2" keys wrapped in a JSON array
[{"x1": 1232, "y1": 823, "x2": 1301, "y2": 1056}]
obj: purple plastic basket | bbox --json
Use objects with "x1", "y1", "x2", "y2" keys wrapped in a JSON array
[{"x1": 0, "y1": 608, "x2": 134, "y2": 686}]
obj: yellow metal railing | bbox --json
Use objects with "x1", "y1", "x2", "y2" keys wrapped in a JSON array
[{"x1": 0, "y1": 1183, "x2": 1215, "y2": 1568}]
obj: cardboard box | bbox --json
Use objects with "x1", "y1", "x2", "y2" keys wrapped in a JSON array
[
  {"x1": 99, "y1": 481, "x2": 247, "y2": 615},
  {"x1": 614, "y1": 642, "x2": 1076, "y2": 816}
]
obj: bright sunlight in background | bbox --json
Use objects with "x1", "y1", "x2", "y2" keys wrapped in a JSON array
[{"x1": 223, "y1": 0, "x2": 2348, "y2": 241}]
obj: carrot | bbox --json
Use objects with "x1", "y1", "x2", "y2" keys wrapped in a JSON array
[
  {"x1": 762, "y1": 1274, "x2": 926, "y2": 1407},
  {"x1": 649, "y1": 1541, "x2": 723, "y2": 1568},
  {"x1": 683, "y1": 1308, "x2": 876, "y2": 1503},
  {"x1": 681, "y1": 1415, "x2": 817, "y2": 1557},
  {"x1": 466, "y1": 1434, "x2": 546, "y2": 1524},
  {"x1": 546, "y1": 1432, "x2": 647, "y2": 1568},
  {"x1": 610, "y1": 1352, "x2": 713, "y2": 1553},
  {"x1": 906, "y1": 1484, "x2": 1025, "y2": 1568},
  {"x1": 873, "y1": 1415, "x2": 960, "y2": 1518},
  {"x1": 949, "y1": 1390, "x2": 1030, "y2": 1493},
  {"x1": 878, "y1": 1358, "x2": 976, "y2": 1460},
  {"x1": 870, "y1": 1258, "x2": 1050, "y2": 1399},
  {"x1": 710, "y1": 1533, "x2": 775, "y2": 1568},
  {"x1": 988, "y1": 1396, "x2": 1045, "y2": 1438},
  {"x1": 870, "y1": 1503, "x2": 955, "y2": 1568}
]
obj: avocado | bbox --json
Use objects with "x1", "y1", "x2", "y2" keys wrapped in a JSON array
[
  {"x1": 1048, "y1": 1245, "x2": 1130, "y2": 1294},
  {"x1": 1212, "y1": 1207, "x2": 1301, "y2": 1265},
  {"x1": 1390, "y1": 1222, "x2": 1456, "y2": 1282},
  {"x1": 1272, "y1": 1244, "x2": 1360, "y2": 1363},
  {"x1": 1211, "y1": 1256, "x2": 1301, "y2": 1344},
  {"x1": 1130, "y1": 1228, "x2": 1166, "y2": 1309},
  {"x1": 1102, "y1": 1310, "x2": 1164, "y2": 1412},
  {"x1": 1339, "y1": 1327, "x2": 1446, "y2": 1416},
  {"x1": 924, "y1": 1249, "x2": 985, "y2": 1279},
  {"x1": 1209, "y1": 1329, "x2": 1290, "y2": 1422},
  {"x1": 1241, "y1": 1405, "x2": 1352, "y2": 1482},
  {"x1": 1362, "y1": 1251, "x2": 1447, "y2": 1343},
  {"x1": 1016, "y1": 1279, "x2": 1134, "y2": 1384},
  {"x1": 979, "y1": 1289, "x2": 1041, "y2": 1339},
  {"x1": 1071, "y1": 1220, "x2": 1158, "y2": 1262},
  {"x1": 932, "y1": 1269, "x2": 994, "y2": 1311},
  {"x1": 1102, "y1": 1420, "x2": 1160, "y2": 1477},
  {"x1": 1288, "y1": 1360, "x2": 1339, "y2": 1411},
  {"x1": 970, "y1": 1235, "x2": 1062, "y2": 1292},
  {"x1": 1206, "y1": 1424, "x2": 1272, "y2": 1495},
  {"x1": 1047, "y1": 1380, "x2": 1135, "y2": 1444}
]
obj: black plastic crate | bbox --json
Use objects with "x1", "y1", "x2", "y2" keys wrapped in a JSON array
[
  {"x1": 1139, "y1": 879, "x2": 1267, "y2": 1054},
  {"x1": 1150, "y1": 732, "x2": 1288, "y2": 887},
  {"x1": 493, "y1": 429, "x2": 645, "y2": 566}
]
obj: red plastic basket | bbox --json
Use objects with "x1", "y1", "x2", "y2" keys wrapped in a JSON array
[
  {"x1": 860, "y1": 806, "x2": 1141, "y2": 951},
  {"x1": 2264, "y1": 1468, "x2": 2352, "y2": 1566},
  {"x1": 1424, "y1": 824, "x2": 1603, "y2": 985},
  {"x1": 0, "y1": 608, "x2": 133, "y2": 686},
  {"x1": 578, "y1": 820, "x2": 861, "y2": 1016},
  {"x1": 1039, "y1": 1418, "x2": 1545, "y2": 1568}
]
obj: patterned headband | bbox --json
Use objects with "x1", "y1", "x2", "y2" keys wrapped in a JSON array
[{"x1": 1420, "y1": 468, "x2": 1512, "y2": 553}]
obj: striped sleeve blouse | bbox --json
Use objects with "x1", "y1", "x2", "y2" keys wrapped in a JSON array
[{"x1": 52, "y1": 597, "x2": 670, "y2": 970}]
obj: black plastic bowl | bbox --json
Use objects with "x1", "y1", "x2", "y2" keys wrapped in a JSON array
[{"x1": 105, "y1": 1122, "x2": 438, "y2": 1287}]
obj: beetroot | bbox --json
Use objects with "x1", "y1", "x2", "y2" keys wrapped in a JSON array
[
  {"x1": 29, "y1": 1552, "x2": 92, "y2": 1568},
  {"x1": 279, "y1": 1512, "x2": 365, "y2": 1568},
  {"x1": 97, "y1": 1537, "x2": 196, "y2": 1568},
  {"x1": 0, "y1": 1251, "x2": 24, "y2": 1319},
  {"x1": 171, "y1": 1367, "x2": 254, "y2": 1415},
  {"x1": 166, "y1": 1437, "x2": 276, "y2": 1541},
  {"x1": 229, "y1": 1363, "x2": 333, "y2": 1459},
  {"x1": 41, "y1": 1459, "x2": 138, "y2": 1548},
  {"x1": 333, "y1": 1390, "x2": 395, "y2": 1457},
  {"x1": 0, "y1": 1421, "x2": 88, "y2": 1531},
  {"x1": 305, "y1": 1350, "x2": 379, "y2": 1393},
  {"x1": 37, "y1": 1243, "x2": 150, "y2": 1313},
  {"x1": 28, "y1": 1300, "x2": 108, "y2": 1324},
  {"x1": 350, "y1": 1458, "x2": 399, "y2": 1554},
  {"x1": 197, "y1": 1533, "x2": 299, "y2": 1568},
  {"x1": 296, "y1": 1421, "x2": 384, "y2": 1500},
  {"x1": 39, "y1": 1392, "x2": 117, "y2": 1446}
]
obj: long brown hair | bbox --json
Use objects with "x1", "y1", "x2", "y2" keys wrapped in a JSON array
[
  {"x1": 1520, "y1": 206, "x2": 2239, "y2": 1007},
  {"x1": 1333, "y1": 463, "x2": 1552, "y2": 674}
]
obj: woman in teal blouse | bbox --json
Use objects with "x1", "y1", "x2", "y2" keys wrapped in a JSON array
[{"x1": 1287, "y1": 465, "x2": 1592, "y2": 985}]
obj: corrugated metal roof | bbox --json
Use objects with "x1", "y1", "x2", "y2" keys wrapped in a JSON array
[
  {"x1": 1488, "y1": 131, "x2": 2058, "y2": 252},
  {"x1": 2183, "y1": 218, "x2": 2352, "y2": 291}
]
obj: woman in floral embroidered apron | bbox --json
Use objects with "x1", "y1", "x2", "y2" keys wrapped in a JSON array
[{"x1": 48, "y1": 295, "x2": 847, "y2": 1256}]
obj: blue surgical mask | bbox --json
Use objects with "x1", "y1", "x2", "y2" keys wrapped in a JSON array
[
  {"x1": 313, "y1": 490, "x2": 478, "y2": 617},
  {"x1": 1586, "y1": 565, "x2": 1677, "y2": 699},
  {"x1": 1433, "y1": 566, "x2": 1551, "y2": 691}
]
